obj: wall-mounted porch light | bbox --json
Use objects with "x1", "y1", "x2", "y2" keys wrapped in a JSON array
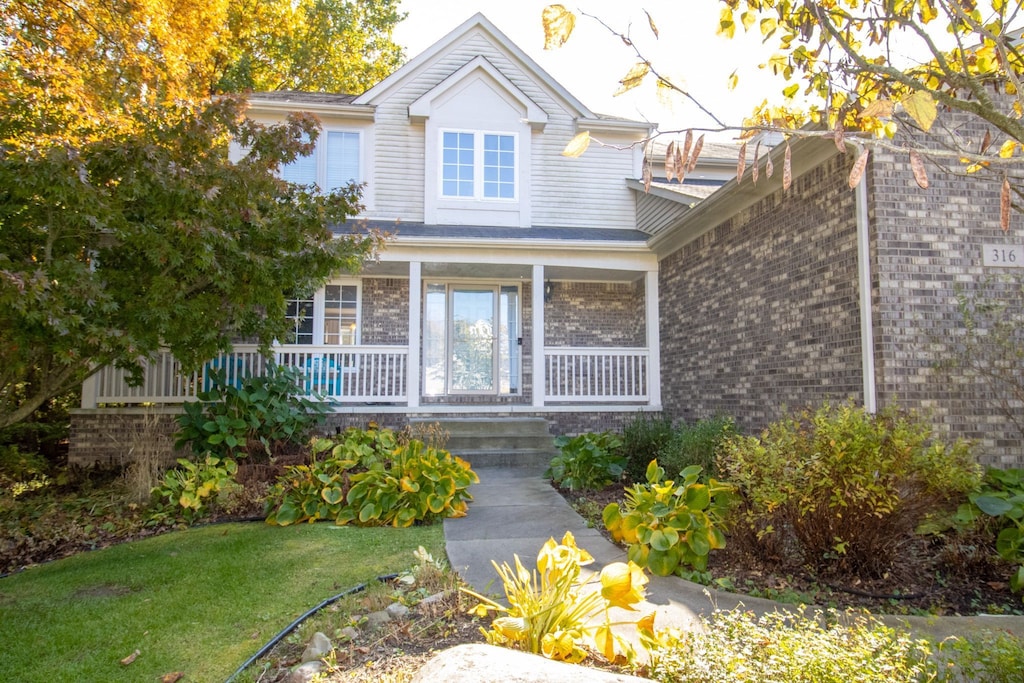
[{"x1": 543, "y1": 280, "x2": 555, "y2": 303}]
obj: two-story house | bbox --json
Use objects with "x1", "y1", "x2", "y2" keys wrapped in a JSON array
[{"x1": 71, "y1": 13, "x2": 1024, "y2": 468}]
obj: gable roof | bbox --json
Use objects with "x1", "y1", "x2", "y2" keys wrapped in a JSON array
[{"x1": 355, "y1": 12, "x2": 649, "y2": 135}]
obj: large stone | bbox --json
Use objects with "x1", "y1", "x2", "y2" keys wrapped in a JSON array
[
  {"x1": 289, "y1": 660, "x2": 324, "y2": 683},
  {"x1": 300, "y1": 631, "x2": 332, "y2": 663},
  {"x1": 386, "y1": 602, "x2": 410, "y2": 619},
  {"x1": 410, "y1": 644, "x2": 649, "y2": 683},
  {"x1": 364, "y1": 610, "x2": 392, "y2": 631}
]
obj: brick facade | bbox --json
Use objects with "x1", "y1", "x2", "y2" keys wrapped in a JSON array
[
  {"x1": 361, "y1": 278, "x2": 409, "y2": 345},
  {"x1": 659, "y1": 153, "x2": 866, "y2": 434},
  {"x1": 544, "y1": 281, "x2": 646, "y2": 347},
  {"x1": 868, "y1": 119, "x2": 1024, "y2": 467}
]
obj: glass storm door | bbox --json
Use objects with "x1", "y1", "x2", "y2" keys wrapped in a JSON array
[
  {"x1": 421, "y1": 283, "x2": 521, "y2": 397},
  {"x1": 449, "y1": 287, "x2": 497, "y2": 393}
]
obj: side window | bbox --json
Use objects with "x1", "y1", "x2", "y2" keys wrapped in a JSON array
[
  {"x1": 483, "y1": 134, "x2": 515, "y2": 199},
  {"x1": 323, "y1": 284, "x2": 359, "y2": 345},
  {"x1": 285, "y1": 297, "x2": 315, "y2": 345},
  {"x1": 280, "y1": 130, "x2": 361, "y2": 191}
]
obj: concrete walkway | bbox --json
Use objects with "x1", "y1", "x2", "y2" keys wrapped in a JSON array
[{"x1": 444, "y1": 466, "x2": 1024, "y2": 640}]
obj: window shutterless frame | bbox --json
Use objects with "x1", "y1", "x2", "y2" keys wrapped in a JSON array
[{"x1": 438, "y1": 129, "x2": 517, "y2": 201}]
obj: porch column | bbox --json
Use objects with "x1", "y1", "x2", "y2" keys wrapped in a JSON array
[
  {"x1": 645, "y1": 269, "x2": 662, "y2": 408},
  {"x1": 80, "y1": 371, "x2": 98, "y2": 409},
  {"x1": 532, "y1": 264, "x2": 545, "y2": 408},
  {"x1": 407, "y1": 261, "x2": 422, "y2": 409}
]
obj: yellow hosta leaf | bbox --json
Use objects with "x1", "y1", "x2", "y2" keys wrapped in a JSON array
[
  {"x1": 561, "y1": 131, "x2": 590, "y2": 157},
  {"x1": 600, "y1": 561, "x2": 649, "y2": 610},
  {"x1": 542, "y1": 4, "x2": 575, "y2": 50},
  {"x1": 614, "y1": 62, "x2": 650, "y2": 96},
  {"x1": 999, "y1": 139, "x2": 1018, "y2": 158},
  {"x1": 901, "y1": 90, "x2": 937, "y2": 132},
  {"x1": 594, "y1": 624, "x2": 617, "y2": 662}
]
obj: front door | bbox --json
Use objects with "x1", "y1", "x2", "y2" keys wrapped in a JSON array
[{"x1": 423, "y1": 283, "x2": 520, "y2": 397}]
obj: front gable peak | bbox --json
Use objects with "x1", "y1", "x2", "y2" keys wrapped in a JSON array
[{"x1": 408, "y1": 55, "x2": 548, "y2": 131}]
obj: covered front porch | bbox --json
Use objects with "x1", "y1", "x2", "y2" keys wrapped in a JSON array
[{"x1": 80, "y1": 234, "x2": 662, "y2": 415}]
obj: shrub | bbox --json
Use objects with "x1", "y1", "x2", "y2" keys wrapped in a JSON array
[
  {"x1": 547, "y1": 431, "x2": 625, "y2": 491},
  {"x1": 620, "y1": 414, "x2": 674, "y2": 481},
  {"x1": 937, "y1": 629, "x2": 1024, "y2": 683},
  {"x1": 640, "y1": 607, "x2": 937, "y2": 683},
  {"x1": 955, "y1": 467, "x2": 1024, "y2": 595},
  {"x1": 264, "y1": 425, "x2": 478, "y2": 527},
  {"x1": 718, "y1": 402, "x2": 981, "y2": 577},
  {"x1": 150, "y1": 454, "x2": 241, "y2": 524},
  {"x1": 462, "y1": 531, "x2": 652, "y2": 664},
  {"x1": 174, "y1": 363, "x2": 329, "y2": 461},
  {"x1": 657, "y1": 416, "x2": 736, "y2": 480},
  {"x1": 603, "y1": 460, "x2": 733, "y2": 582}
]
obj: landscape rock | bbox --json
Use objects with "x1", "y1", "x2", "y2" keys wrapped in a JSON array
[
  {"x1": 364, "y1": 610, "x2": 392, "y2": 631},
  {"x1": 289, "y1": 660, "x2": 324, "y2": 683},
  {"x1": 410, "y1": 644, "x2": 650, "y2": 682},
  {"x1": 300, "y1": 631, "x2": 332, "y2": 663},
  {"x1": 339, "y1": 626, "x2": 360, "y2": 642},
  {"x1": 419, "y1": 590, "x2": 450, "y2": 606},
  {"x1": 386, "y1": 602, "x2": 410, "y2": 619}
]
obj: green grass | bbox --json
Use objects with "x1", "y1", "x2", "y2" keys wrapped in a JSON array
[{"x1": 0, "y1": 521, "x2": 443, "y2": 682}]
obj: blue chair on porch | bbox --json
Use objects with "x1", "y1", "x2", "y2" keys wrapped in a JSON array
[
  {"x1": 303, "y1": 355, "x2": 338, "y2": 397},
  {"x1": 203, "y1": 355, "x2": 247, "y2": 392}
]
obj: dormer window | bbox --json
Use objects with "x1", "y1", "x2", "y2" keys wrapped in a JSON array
[
  {"x1": 281, "y1": 130, "x2": 361, "y2": 191},
  {"x1": 441, "y1": 130, "x2": 516, "y2": 200}
]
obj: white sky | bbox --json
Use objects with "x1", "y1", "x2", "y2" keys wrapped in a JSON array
[{"x1": 392, "y1": 0, "x2": 780, "y2": 141}]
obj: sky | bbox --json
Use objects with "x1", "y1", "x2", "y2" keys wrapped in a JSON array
[{"x1": 392, "y1": 0, "x2": 780, "y2": 141}]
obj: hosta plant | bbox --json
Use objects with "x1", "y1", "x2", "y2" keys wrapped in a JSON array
[
  {"x1": 462, "y1": 531, "x2": 654, "y2": 664},
  {"x1": 603, "y1": 460, "x2": 734, "y2": 581},
  {"x1": 264, "y1": 426, "x2": 478, "y2": 527},
  {"x1": 150, "y1": 454, "x2": 240, "y2": 524},
  {"x1": 955, "y1": 467, "x2": 1024, "y2": 595},
  {"x1": 547, "y1": 431, "x2": 626, "y2": 492}
]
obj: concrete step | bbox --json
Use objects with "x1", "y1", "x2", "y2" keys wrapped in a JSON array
[
  {"x1": 454, "y1": 448, "x2": 555, "y2": 470},
  {"x1": 412, "y1": 417, "x2": 558, "y2": 470}
]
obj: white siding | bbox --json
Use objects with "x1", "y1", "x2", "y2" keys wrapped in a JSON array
[{"x1": 366, "y1": 30, "x2": 644, "y2": 230}]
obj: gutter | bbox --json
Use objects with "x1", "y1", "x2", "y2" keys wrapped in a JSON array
[{"x1": 854, "y1": 165, "x2": 878, "y2": 413}]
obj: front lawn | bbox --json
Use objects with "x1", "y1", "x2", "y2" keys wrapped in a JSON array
[{"x1": 0, "y1": 522, "x2": 443, "y2": 682}]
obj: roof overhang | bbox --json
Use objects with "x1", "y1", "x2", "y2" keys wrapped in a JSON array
[{"x1": 245, "y1": 99, "x2": 376, "y2": 120}]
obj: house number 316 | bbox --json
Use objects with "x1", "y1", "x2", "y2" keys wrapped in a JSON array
[{"x1": 983, "y1": 244, "x2": 1023, "y2": 268}]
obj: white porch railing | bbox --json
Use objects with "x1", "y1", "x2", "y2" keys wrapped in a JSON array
[
  {"x1": 544, "y1": 347, "x2": 649, "y2": 402},
  {"x1": 90, "y1": 345, "x2": 409, "y2": 406}
]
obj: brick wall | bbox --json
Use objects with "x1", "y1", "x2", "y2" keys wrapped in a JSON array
[
  {"x1": 545, "y1": 281, "x2": 646, "y2": 347},
  {"x1": 659, "y1": 152, "x2": 865, "y2": 434},
  {"x1": 361, "y1": 278, "x2": 409, "y2": 345},
  {"x1": 868, "y1": 116, "x2": 1024, "y2": 467},
  {"x1": 68, "y1": 408, "x2": 184, "y2": 467}
]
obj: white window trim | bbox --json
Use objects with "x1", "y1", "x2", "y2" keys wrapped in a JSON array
[
  {"x1": 282, "y1": 129, "x2": 364, "y2": 191},
  {"x1": 438, "y1": 129, "x2": 518, "y2": 202},
  {"x1": 287, "y1": 280, "x2": 362, "y2": 346}
]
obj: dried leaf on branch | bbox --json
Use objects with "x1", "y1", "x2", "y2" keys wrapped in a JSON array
[
  {"x1": 561, "y1": 131, "x2": 590, "y2": 158},
  {"x1": 909, "y1": 149, "x2": 929, "y2": 189},
  {"x1": 849, "y1": 147, "x2": 870, "y2": 189},
  {"x1": 782, "y1": 142, "x2": 792, "y2": 191},
  {"x1": 1001, "y1": 175, "x2": 1012, "y2": 232},
  {"x1": 736, "y1": 141, "x2": 747, "y2": 182},
  {"x1": 752, "y1": 141, "x2": 761, "y2": 185},
  {"x1": 686, "y1": 134, "x2": 704, "y2": 174}
]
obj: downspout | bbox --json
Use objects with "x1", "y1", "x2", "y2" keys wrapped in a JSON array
[{"x1": 855, "y1": 166, "x2": 878, "y2": 413}]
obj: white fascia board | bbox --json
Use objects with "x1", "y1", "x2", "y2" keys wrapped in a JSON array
[
  {"x1": 649, "y1": 135, "x2": 843, "y2": 259},
  {"x1": 246, "y1": 99, "x2": 376, "y2": 120},
  {"x1": 577, "y1": 117, "x2": 653, "y2": 136},
  {"x1": 408, "y1": 55, "x2": 548, "y2": 130},
  {"x1": 626, "y1": 178, "x2": 705, "y2": 204},
  {"x1": 377, "y1": 239, "x2": 657, "y2": 271},
  {"x1": 355, "y1": 13, "x2": 595, "y2": 119}
]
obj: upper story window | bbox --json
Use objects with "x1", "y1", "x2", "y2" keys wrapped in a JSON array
[
  {"x1": 281, "y1": 130, "x2": 361, "y2": 191},
  {"x1": 441, "y1": 130, "x2": 516, "y2": 200}
]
